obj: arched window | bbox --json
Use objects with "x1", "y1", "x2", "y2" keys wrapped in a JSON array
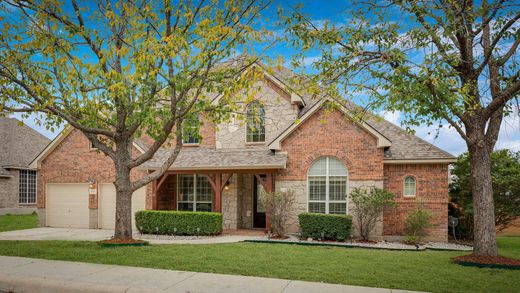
[
  {"x1": 403, "y1": 176, "x2": 416, "y2": 197},
  {"x1": 308, "y1": 157, "x2": 348, "y2": 214},
  {"x1": 246, "y1": 101, "x2": 265, "y2": 143}
]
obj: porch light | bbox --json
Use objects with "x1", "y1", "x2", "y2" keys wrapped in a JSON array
[{"x1": 224, "y1": 181, "x2": 230, "y2": 190}]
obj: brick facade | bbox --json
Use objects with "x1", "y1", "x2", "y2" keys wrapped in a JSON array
[
  {"x1": 35, "y1": 74, "x2": 451, "y2": 241},
  {"x1": 279, "y1": 108, "x2": 385, "y2": 181},
  {"x1": 383, "y1": 164, "x2": 449, "y2": 241}
]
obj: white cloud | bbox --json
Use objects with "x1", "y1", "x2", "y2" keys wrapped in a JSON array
[{"x1": 381, "y1": 110, "x2": 401, "y2": 125}]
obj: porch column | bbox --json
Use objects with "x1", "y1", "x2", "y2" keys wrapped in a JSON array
[
  {"x1": 151, "y1": 179, "x2": 158, "y2": 210},
  {"x1": 214, "y1": 174, "x2": 222, "y2": 213}
]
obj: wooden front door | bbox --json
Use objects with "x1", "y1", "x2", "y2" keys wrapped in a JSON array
[{"x1": 253, "y1": 176, "x2": 266, "y2": 229}]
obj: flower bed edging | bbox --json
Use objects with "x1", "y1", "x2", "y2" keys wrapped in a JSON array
[
  {"x1": 453, "y1": 259, "x2": 520, "y2": 270},
  {"x1": 243, "y1": 239, "x2": 424, "y2": 251}
]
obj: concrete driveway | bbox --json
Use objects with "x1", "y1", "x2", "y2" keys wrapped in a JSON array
[
  {"x1": 0, "y1": 228, "x2": 113, "y2": 241},
  {"x1": 0, "y1": 227, "x2": 262, "y2": 244}
]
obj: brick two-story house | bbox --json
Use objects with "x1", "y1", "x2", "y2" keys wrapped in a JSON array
[{"x1": 30, "y1": 61, "x2": 455, "y2": 241}]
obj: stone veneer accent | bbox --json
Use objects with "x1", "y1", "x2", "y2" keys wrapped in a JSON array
[
  {"x1": 216, "y1": 78, "x2": 298, "y2": 149},
  {"x1": 236, "y1": 174, "x2": 253, "y2": 229},
  {"x1": 222, "y1": 175, "x2": 238, "y2": 229},
  {"x1": 277, "y1": 180, "x2": 384, "y2": 239}
]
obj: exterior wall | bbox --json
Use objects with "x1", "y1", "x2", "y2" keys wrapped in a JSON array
[
  {"x1": 0, "y1": 170, "x2": 38, "y2": 212},
  {"x1": 383, "y1": 164, "x2": 449, "y2": 242},
  {"x1": 222, "y1": 174, "x2": 238, "y2": 229},
  {"x1": 278, "y1": 109, "x2": 385, "y2": 181},
  {"x1": 38, "y1": 129, "x2": 147, "y2": 227},
  {"x1": 216, "y1": 78, "x2": 298, "y2": 149},
  {"x1": 157, "y1": 174, "x2": 176, "y2": 210},
  {"x1": 237, "y1": 174, "x2": 253, "y2": 229},
  {"x1": 276, "y1": 179, "x2": 384, "y2": 240}
]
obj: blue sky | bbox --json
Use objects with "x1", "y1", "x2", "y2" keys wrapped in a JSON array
[{"x1": 11, "y1": 0, "x2": 520, "y2": 156}]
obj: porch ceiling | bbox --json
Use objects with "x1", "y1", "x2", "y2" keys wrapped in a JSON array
[{"x1": 140, "y1": 148, "x2": 287, "y2": 171}]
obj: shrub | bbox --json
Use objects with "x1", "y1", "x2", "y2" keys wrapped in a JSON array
[
  {"x1": 260, "y1": 190, "x2": 295, "y2": 238},
  {"x1": 404, "y1": 208, "x2": 433, "y2": 243},
  {"x1": 350, "y1": 187, "x2": 396, "y2": 240},
  {"x1": 298, "y1": 213, "x2": 352, "y2": 241},
  {"x1": 135, "y1": 210, "x2": 222, "y2": 236}
]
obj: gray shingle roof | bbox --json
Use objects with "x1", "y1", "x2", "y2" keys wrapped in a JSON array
[
  {"x1": 0, "y1": 117, "x2": 51, "y2": 169},
  {"x1": 141, "y1": 148, "x2": 287, "y2": 170}
]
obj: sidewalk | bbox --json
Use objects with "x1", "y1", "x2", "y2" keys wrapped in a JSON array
[{"x1": 0, "y1": 256, "x2": 422, "y2": 293}]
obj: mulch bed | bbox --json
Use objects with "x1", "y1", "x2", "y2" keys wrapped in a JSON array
[
  {"x1": 453, "y1": 254, "x2": 520, "y2": 270},
  {"x1": 355, "y1": 239, "x2": 378, "y2": 244},
  {"x1": 98, "y1": 239, "x2": 149, "y2": 247}
]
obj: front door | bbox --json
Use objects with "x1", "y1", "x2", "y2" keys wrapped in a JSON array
[{"x1": 253, "y1": 176, "x2": 266, "y2": 229}]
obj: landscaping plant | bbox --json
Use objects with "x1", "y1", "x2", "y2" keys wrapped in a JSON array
[
  {"x1": 260, "y1": 190, "x2": 296, "y2": 238},
  {"x1": 298, "y1": 213, "x2": 352, "y2": 241},
  {"x1": 350, "y1": 187, "x2": 395, "y2": 240},
  {"x1": 405, "y1": 208, "x2": 433, "y2": 244},
  {"x1": 135, "y1": 210, "x2": 222, "y2": 236}
]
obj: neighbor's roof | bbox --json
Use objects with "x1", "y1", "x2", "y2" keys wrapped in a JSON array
[
  {"x1": 141, "y1": 148, "x2": 287, "y2": 170},
  {"x1": 0, "y1": 117, "x2": 50, "y2": 169}
]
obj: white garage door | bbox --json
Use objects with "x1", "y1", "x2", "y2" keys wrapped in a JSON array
[
  {"x1": 98, "y1": 183, "x2": 146, "y2": 230},
  {"x1": 46, "y1": 183, "x2": 90, "y2": 228}
]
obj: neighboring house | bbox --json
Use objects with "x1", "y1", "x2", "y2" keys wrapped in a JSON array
[
  {"x1": 0, "y1": 117, "x2": 50, "y2": 214},
  {"x1": 30, "y1": 60, "x2": 455, "y2": 241}
]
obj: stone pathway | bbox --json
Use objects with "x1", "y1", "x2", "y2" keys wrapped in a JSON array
[{"x1": 0, "y1": 256, "x2": 424, "y2": 293}]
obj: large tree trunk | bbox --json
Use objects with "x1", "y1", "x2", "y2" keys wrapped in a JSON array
[
  {"x1": 113, "y1": 145, "x2": 134, "y2": 240},
  {"x1": 468, "y1": 140, "x2": 498, "y2": 256}
]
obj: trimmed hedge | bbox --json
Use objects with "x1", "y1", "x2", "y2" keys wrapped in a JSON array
[
  {"x1": 135, "y1": 210, "x2": 223, "y2": 236},
  {"x1": 298, "y1": 212, "x2": 352, "y2": 241}
]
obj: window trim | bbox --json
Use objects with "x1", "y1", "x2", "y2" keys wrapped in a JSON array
[
  {"x1": 176, "y1": 174, "x2": 213, "y2": 212},
  {"x1": 19, "y1": 169, "x2": 37, "y2": 205},
  {"x1": 307, "y1": 157, "x2": 349, "y2": 214},
  {"x1": 403, "y1": 175, "x2": 417, "y2": 197},
  {"x1": 245, "y1": 101, "x2": 266, "y2": 144}
]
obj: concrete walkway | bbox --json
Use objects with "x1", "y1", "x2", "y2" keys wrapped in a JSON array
[
  {"x1": 0, "y1": 228, "x2": 263, "y2": 244},
  {"x1": 0, "y1": 256, "x2": 421, "y2": 293}
]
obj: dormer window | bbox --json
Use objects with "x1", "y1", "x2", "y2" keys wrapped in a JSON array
[
  {"x1": 182, "y1": 114, "x2": 201, "y2": 145},
  {"x1": 246, "y1": 101, "x2": 265, "y2": 143}
]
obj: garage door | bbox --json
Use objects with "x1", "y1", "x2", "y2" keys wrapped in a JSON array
[
  {"x1": 98, "y1": 183, "x2": 146, "y2": 230},
  {"x1": 46, "y1": 183, "x2": 90, "y2": 228}
]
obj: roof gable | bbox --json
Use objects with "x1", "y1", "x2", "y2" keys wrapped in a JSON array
[
  {"x1": 268, "y1": 99, "x2": 392, "y2": 150},
  {"x1": 0, "y1": 117, "x2": 50, "y2": 169}
]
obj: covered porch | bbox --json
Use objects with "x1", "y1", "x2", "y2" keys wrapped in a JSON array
[{"x1": 142, "y1": 148, "x2": 287, "y2": 231}]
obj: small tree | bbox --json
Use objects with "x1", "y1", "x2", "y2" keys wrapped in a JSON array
[
  {"x1": 260, "y1": 190, "x2": 296, "y2": 238},
  {"x1": 350, "y1": 187, "x2": 395, "y2": 240},
  {"x1": 405, "y1": 208, "x2": 433, "y2": 244}
]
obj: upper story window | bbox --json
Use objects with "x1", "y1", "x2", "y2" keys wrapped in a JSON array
[
  {"x1": 246, "y1": 101, "x2": 265, "y2": 143},
  {"x1": 403, "y1": 176, "x2": 416, "y2": 197},
  {"x1": 19, "y1": 169, "x2": 36, "y2": 204},
  {"x1": 308, "y1": 157, "x2": 348, "y2": 214},
  {"x1": 182, "y1": 114, "x2": 201, "y2": 145}
]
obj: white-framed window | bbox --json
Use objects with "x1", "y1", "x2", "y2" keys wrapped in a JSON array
[
  {"x1": 403, "y1": 176, "x2": 416, "y2": 197},
  {"x1": 19, "y1": 170, "x2": 36, "y2": 204},
  {"x1": 245, "y1": 101, "x2": 265, "y2": 143},
  {"x1": 177, "y1": 174, "x2": 212, "y2": 212},
  {"x1": 182, "y1": 114, "x2": 201, "y2": 145},
  {"x1": 307, "y1": 157, "x2": 348, "y2": 214}
]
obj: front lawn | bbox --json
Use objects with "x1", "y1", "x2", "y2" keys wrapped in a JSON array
[
  {"x1": 0, "y1": 213, "x2": 38, "y2": 232},
  {"x1": 0, "y1": 237, "x2": 518, "y2": 292}
]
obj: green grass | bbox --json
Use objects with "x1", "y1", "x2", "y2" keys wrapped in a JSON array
[
  {"x1": 0, "y1": 237, "x2": 518, "y2": 293},
  {"x1": 0, "y1": 213, "x2": 38, "y2": 232}
]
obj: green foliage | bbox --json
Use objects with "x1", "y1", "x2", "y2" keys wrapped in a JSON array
[
  {"x1": 350, "y1": 187, "x2": 396, "y2": 240},
  {"x1": 404, "y1": 208, "x2": 433, "y2": 244},
  {"x1": 260, "y1": 190, "x2": 295, "y2": 238},
  {"x1": 0, "y1": 213, "x2": 38, "y2": 232},
  {"x1": 135, "y1": 211, "x2": 222, "y2": 236},
  {"x1": 298, "y1": 212, "x2": 352, "y2": 241},
  {"x1": 450, "y1": 150, "x2": 520, "y2": 238}
]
